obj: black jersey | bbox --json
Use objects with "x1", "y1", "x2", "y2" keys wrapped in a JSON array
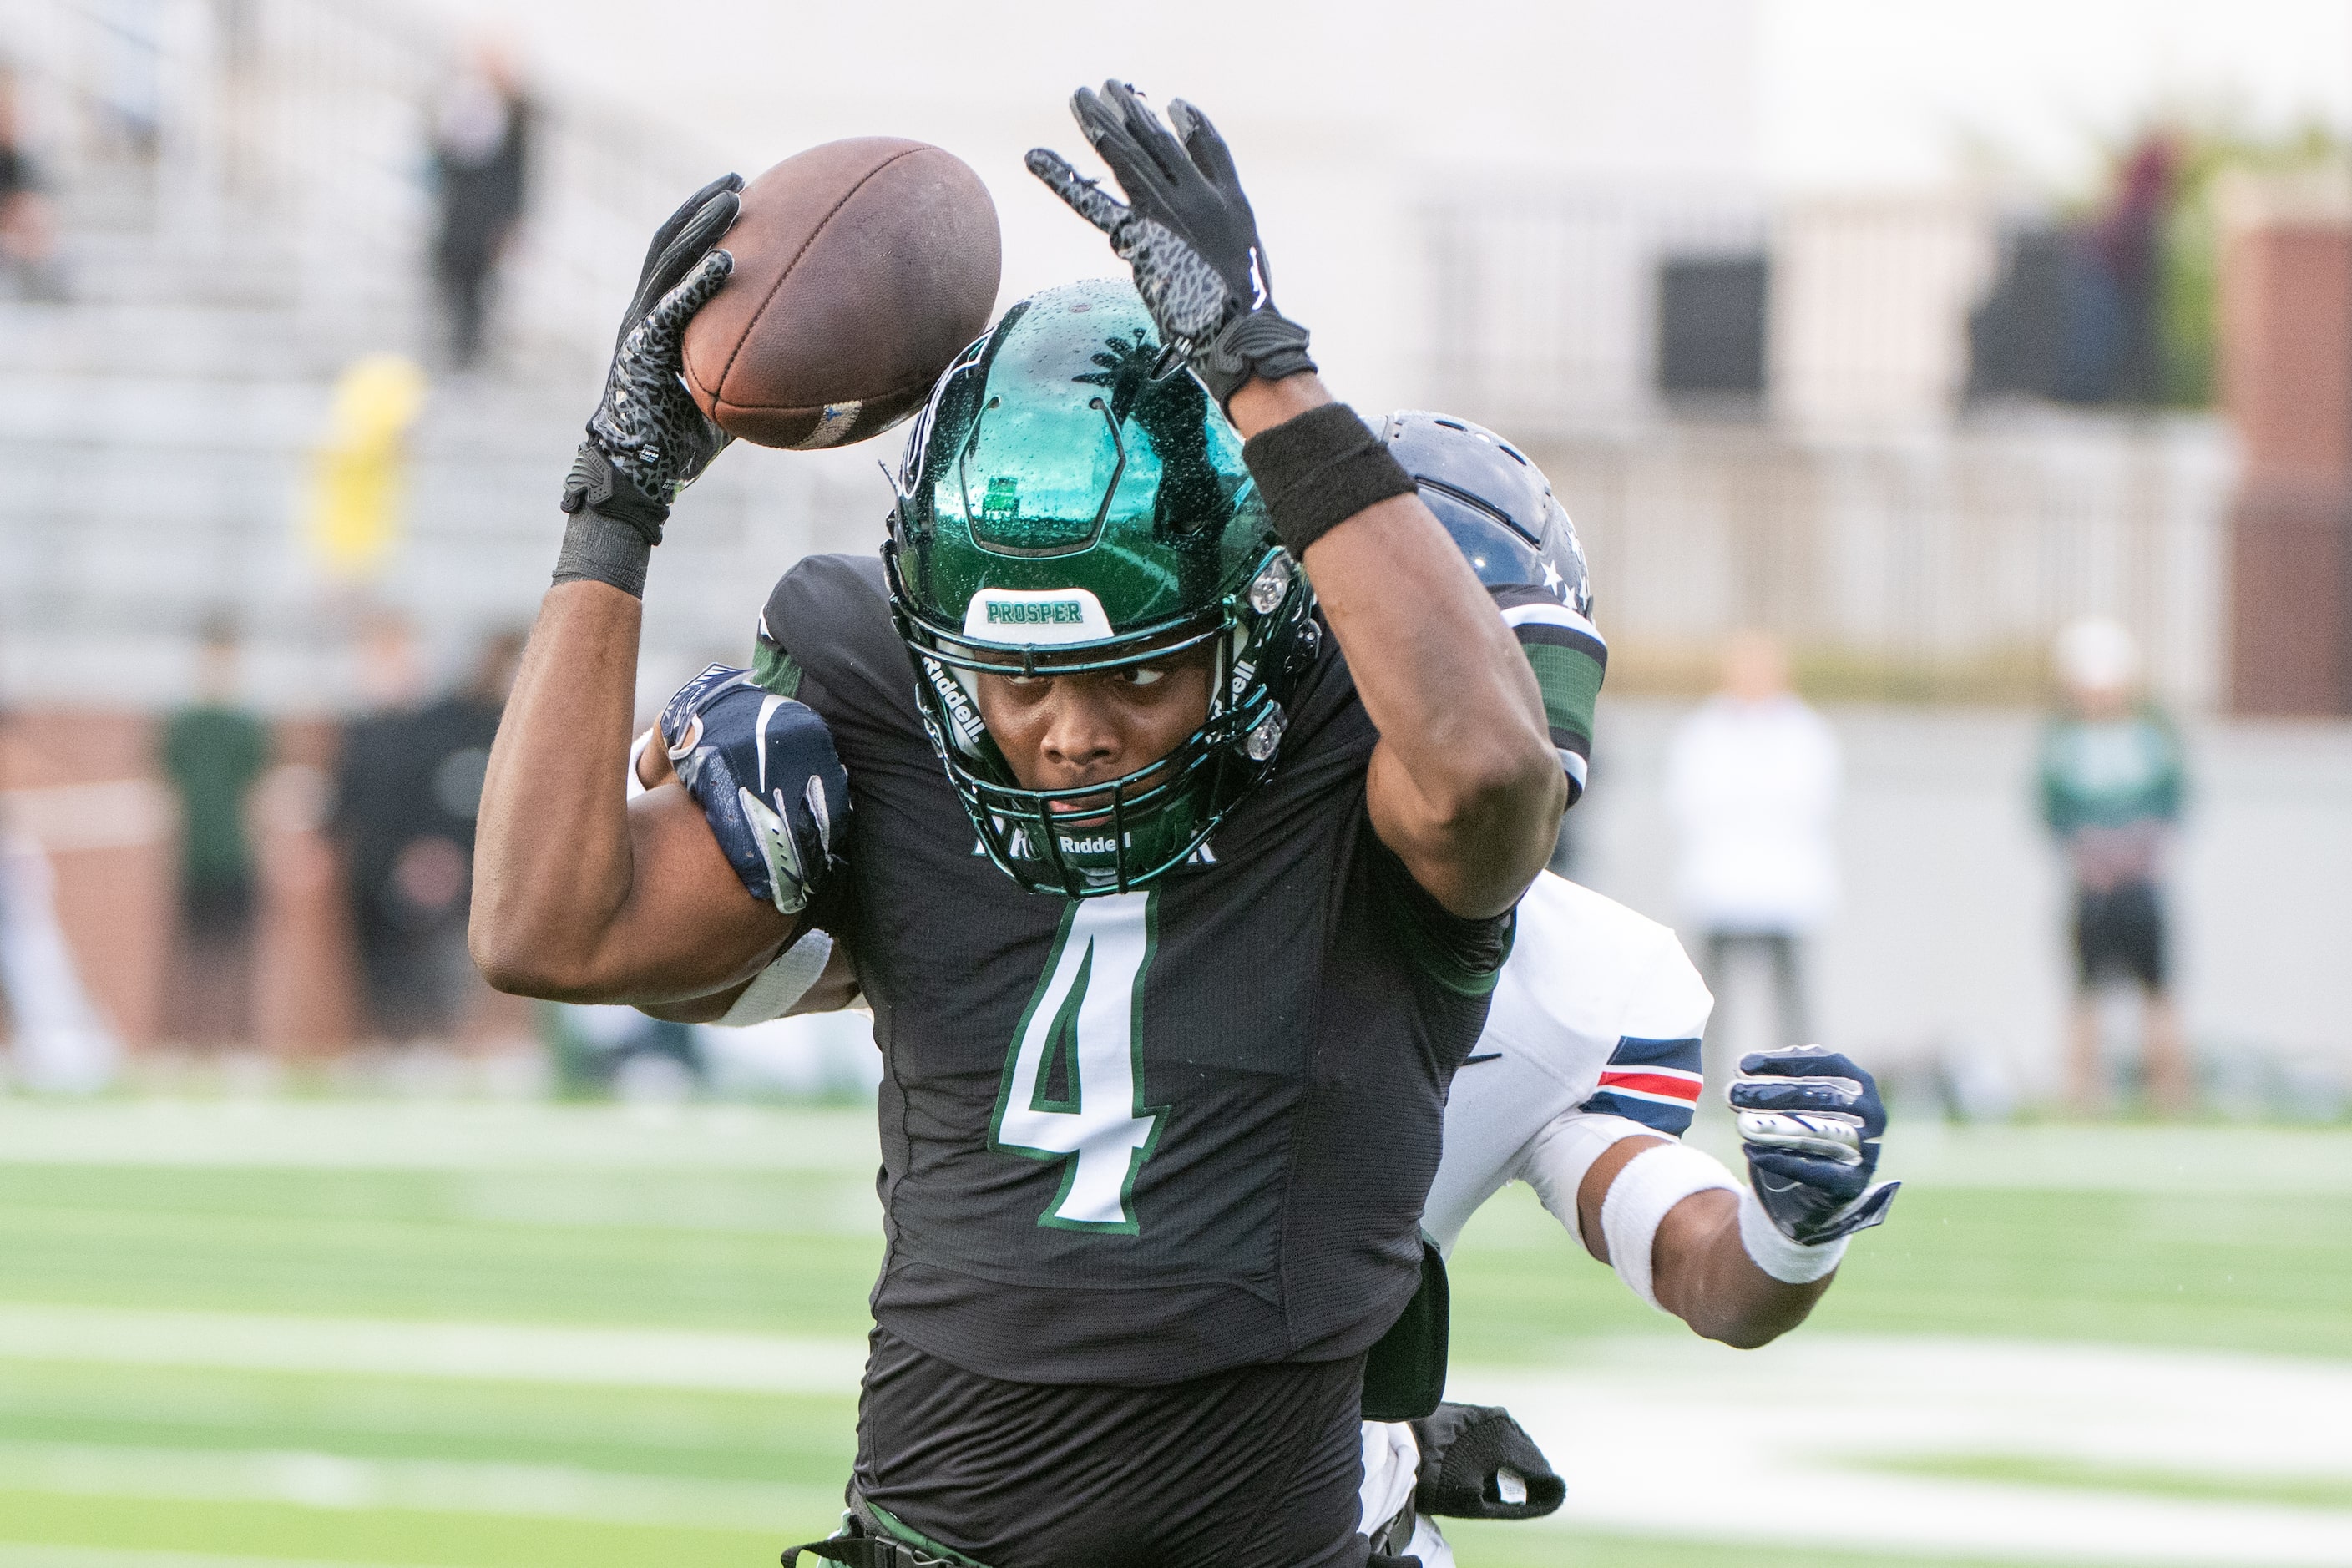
[{"x1": 756, "y1": 554, "x2": 1509, "y2": 1387}]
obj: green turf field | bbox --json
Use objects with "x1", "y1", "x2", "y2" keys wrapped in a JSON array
[{"x1": 0, "y1": 1101, "x2": 2344, "y2": 1567}]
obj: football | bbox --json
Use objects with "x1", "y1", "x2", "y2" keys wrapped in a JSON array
[{"x1": 681, "y1": 137, "x2": 1001, "y2": 449}]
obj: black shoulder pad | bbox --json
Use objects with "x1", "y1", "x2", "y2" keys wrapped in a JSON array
[{"x1": 756, "y1": 553, "x2": 918, "y2": 733}]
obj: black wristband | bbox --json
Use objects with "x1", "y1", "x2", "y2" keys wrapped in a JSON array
[
  {"x1": 559, "y1": 443, "x2": 670, "y2": 545},
  {"x1": 1199, "y1": 309, "x2": 1317, "y2": 411},
  {"x1": 1241, "y1": 402, "x2": 1415, "y2": 559},
  {"x1": 552, "y1": 508, "x2": 652, "y2": 598}
]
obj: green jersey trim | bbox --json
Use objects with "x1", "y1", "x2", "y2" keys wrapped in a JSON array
[
  {"x1": 863, "y1": 1500, "x2": 995, "y2": 1568},
  {"x1": 1371, "y1": 842, "x2": 1516, "y2": 997},
  {"x1": 1521, "y1": 640, "x2": 1603, "y2": 757},
  {"x1": 750, "y1": 636, "x2": 803, "y2": 700}
]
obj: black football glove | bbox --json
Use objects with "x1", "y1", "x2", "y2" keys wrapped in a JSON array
[
  {"x1": 1409, "y1": 1401, "x2": 1565, "y2": 1521},
  {"x1": 1026, "y1": 83, "x2": 1315, "y2": 410},
  {"x1": 1730, "y1": 1045, "x2": 1901, "y2": 1246},
  {"x1": 559, "y1": 173, "x2": 743, "y2": 546}
]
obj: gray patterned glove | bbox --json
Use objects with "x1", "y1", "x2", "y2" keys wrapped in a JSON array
[
  {"x1": 559, "y1": 173, "x2": 742, "y2": 549},
  {"x1": 1026, "y1": 83, "x2": 1314, "y2": 410}
]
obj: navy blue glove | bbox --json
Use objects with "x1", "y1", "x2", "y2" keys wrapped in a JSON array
[
  {"x1": 1730, "y1": 1046, "x2": 1900, "y2": 1246},
  {"x1": 659, "y1": 665, "x2": 848, "y2": 915}
]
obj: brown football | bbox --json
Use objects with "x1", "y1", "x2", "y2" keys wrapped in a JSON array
[{"x1": 681, "y1": 138, "x2": 1001, "y2": 449}]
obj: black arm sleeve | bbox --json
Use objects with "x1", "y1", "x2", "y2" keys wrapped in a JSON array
[{"x1": 1366, "y1": 833, "x2": 1515, "y2": 996}]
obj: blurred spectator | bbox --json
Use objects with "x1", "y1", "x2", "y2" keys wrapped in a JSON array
[
  {"x1": 158, "y1": 616, "x2": 271, "y2": 1046},
  {"x1": 306, "y1": 354, "x2": 428, "y2": 582},
  {"x1": 0, "y1": 711, "x2": 121, "y2": 1092},
  {"x1": 429, "y1": 43, "x2": 532, "y2": 369},
  {"x1": 0, "y1": 67, "x2": 63, "y2": 301},
  {"x1": 1969, "y1": 132, "x2": 2180, "y2": 407},
  {"x1": 1667, "y1": 631, "x2": 1841, "y2": 1076},
  {"x1": 331, "y1": 621, "x2": 520, "y2": 1042},
  {"x1": 2039, "y1": 617, "x2": 2191, "y2": 1115},
  {"x1": 2081, "y1": 134, "x2": 2179, "y2": 407}
]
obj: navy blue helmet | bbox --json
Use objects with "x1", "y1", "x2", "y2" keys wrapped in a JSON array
[
  {"x1": 1375, "y1": 411, "x2": 1606, "y2": 804},
  {"x1": 1373, "y1": 411, "x2": 1592, "y2": 617}
]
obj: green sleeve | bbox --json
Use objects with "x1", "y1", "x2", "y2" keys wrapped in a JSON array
[
  {"x1": 2147, "y1": 709, "x2": 2187, "y2": 821},
  {"x1": 2036, "y1": 722, "x2": 2071, "y2": 834},
  {"x1": 750, "y1": 635, "x2": 802, "y2": 699},
  {"x1": 1491, "y1": 586, "x2": 1606, "y2": 801}
]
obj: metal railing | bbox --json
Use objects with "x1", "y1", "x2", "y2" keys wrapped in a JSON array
[
  {"x1": 1529, "y1": 410, "x2": 2234, "y2": 711},
  {"x1": 1422, "y1": 183, "x2": 2001, "y2": 438}
]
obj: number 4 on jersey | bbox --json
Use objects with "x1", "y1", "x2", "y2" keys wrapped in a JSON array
[{"x1": 990, "y1": 892, "x2": 1166, "y2": 1233}]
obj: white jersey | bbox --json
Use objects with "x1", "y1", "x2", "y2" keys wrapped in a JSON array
[
  {"x1": 1358, "y1": 873, "x2": 1717, "y2": 1560},
  {"x1": 1423, "y1": 870, "x2": 1715, "y2": 1253}
]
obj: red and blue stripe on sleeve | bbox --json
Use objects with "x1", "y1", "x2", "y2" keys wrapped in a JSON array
[{"x1": 1578, "y1": 1035, "x2": 1703, "y2": 1136}]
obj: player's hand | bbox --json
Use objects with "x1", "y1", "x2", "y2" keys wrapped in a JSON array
[
  {"x1": 560, "y1": 174, "x2": 743, "y2": 546},
  {"x1": 1026, "y1": 82, "x2": 1314, "y2": 410},
  {"x1": 1730, "y1": 1045, "x2": 1901, "y2": 1245}
]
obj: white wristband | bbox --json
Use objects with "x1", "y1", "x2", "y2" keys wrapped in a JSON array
[
  {"x1": 714, "y1": 931, "x2": 835, "y2": 1027},
  {"x1": 1520, "y1": 1112, "x2": 1662, "y2": 1250},
  {"x1": 1598, "y1": 1141, "x2": 1739, "y2": 1311},
  {"x1": 1736, "y1": 1185, "x2": 1849, "y2": 1283},
  {"x1": 625, "y1": 729, "x2": 655, "y2": 799}
]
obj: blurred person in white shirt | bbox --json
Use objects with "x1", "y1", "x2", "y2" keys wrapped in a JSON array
[{"x1": 1666, "y1": 630, "x2": 1840, "y2": 1080}]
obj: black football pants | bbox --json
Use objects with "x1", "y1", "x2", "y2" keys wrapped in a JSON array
[{"x1": 853, "y1": 1324, "x2": 1369, "y2": 1568}]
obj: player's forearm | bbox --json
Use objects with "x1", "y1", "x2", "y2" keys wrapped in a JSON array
[
  {"x1": 470, "y1": 580, "x2": 644, "y2": 994},
  {"x1": 1230, "y1": 375, "x2": 1564, "y2": 917},
  {"x1": 1651, "y1": 1188, "x2": 1832, "y2": 1348}
]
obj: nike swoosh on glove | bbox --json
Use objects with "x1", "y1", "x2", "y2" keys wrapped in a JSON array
[{"x1": 1730, "y1": 1045, "x2": 1901, "y2": 1245}]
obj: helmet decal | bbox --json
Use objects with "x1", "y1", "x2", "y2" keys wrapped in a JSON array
[{"x1": 963, "y1": 586, "x2": 1116, "y2": 645}]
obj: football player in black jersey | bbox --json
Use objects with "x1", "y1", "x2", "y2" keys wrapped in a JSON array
[
  {"x1": 610, "y1": 410, "x2": 1901, "y2": 1565},
  {"x1": 473, "y1": 84, "x2": 1562, "y2": 1568}
]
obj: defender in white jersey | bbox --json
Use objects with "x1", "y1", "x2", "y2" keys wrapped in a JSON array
[{"x1": 1354, "y1": 870, "x2": 1898, "y2": 1564}]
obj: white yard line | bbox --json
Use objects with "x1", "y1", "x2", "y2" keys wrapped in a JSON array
[
  {"x1": 3, "y1": 1100, "x2": 2347, "y2": 1192},
  {"x1": 0, "y1": 1549, "x2": 417, "y2": 1568},
  {"x1": 0, "y1": 1302, "x2": 867, "y2": 1394},
  {"x1": 0, "y1": 1441, "x2": 832, "y2": 1532},
  {"x1": 1451, "y1": 1334, "x2": 2352, "y2": 1565},
  {"x1": 1874, "y1": 1122, "x2": 2352, "y2": 1195},
  {"x1": 0, "y1": 1100, "x2": 876, "y2": 1171}
]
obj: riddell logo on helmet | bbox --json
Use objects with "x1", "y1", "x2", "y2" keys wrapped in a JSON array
[
  {"x1": 964, "y1": 587, "x2": 1114, "y2": 646},
  {"x1": 923, "y1": 660, "x2": 987, "y2": 751}
]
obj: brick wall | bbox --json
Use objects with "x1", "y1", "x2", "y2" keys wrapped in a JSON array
[
  {"x1": 2218, "y1": 175, "x2": 2352, "y2": 716},
  {"x1": 3, "y1": 710, "x2": 359, "y2": 1055}
]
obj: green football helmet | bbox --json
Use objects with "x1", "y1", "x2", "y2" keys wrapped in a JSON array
[{"x1": 884, "y1": 279, "x2": 1318, "y2": 898}]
